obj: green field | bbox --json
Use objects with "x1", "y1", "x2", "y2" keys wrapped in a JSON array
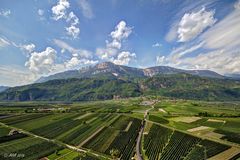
[{"x1": 0, "y1": 98, "x2": 239, "y2": 159}]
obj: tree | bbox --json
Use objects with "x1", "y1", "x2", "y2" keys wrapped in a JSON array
[
  {"x1": 110, "y1": 149, "x2": 120, "y2": 159},
  {"x1": 55, "y1": 150, "x2": 60, "y2": 156}
]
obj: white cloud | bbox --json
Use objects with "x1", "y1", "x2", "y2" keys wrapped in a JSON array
[
  {"x1": 165, "y1": 23, "x2": 178, "y2": 42},
  {"x1": 38, "y1": 9, "x2": 44, "y2": 16},
  {"x1": 169, "y1": 42, "x2": 204, "y2": 61},
  {"x1": 201, "y1": 5, "x2": 240, "y2": 50},
  {"x1": 53, "y1": 39, "x2": 92, "y2": 58},
  {"x1": 96, "y1": 47, "x2": 118, "y2": 60},
  {"x1": 152, "y1": 42, "x2": 162, "y2": 47},
  {"x1": 53, "y1": 39, "x2": 97, "y2": 69},
  {"x1": 0, "y1": 65, "x2": 36, "y2": 87},
  {"x1": 178, "y1": 7, "x2": 216, "y2": 42},
  {"x1": 160, "y1": 1, "x2": 240, "y2": 74},
  {"x1": 234, "y1": 0, "x2": 240, "y2": 9},
  {"x1": 67, "y1": 12, "x2": 79, "y2": 25},
  {"x1": 110, "y1": 21, "x2": 132, "y2": 41},
  {"x1": 65, "y1": 25, "x2": 80, "y2": 39},
  {"x1": 65, "y1": 12, "x2": 80, "y2": 39},
  {"x1": 38, "y1": 9, "x2": 45, "y2": 21},
  {"x1": 64, "y1": 57, "x2": 81, "y2": 68},
  {"x1": 52, "y1": 0, "x2": 70, "y2": 20},
  {"x1": 78, "y1": 0, "x2": 94, "y2": 19},
  {"x1": 175, "y1": 50, "x2": 240, "y2": 74},
  {"x1": 97, "y1": 20, "x2": 134, "y2": 63},
  {"x1": 25, "y1": 47, "x2": 57, "y2": 75},
  {"x1": 156, "y1": 42, "x2": 204, "y2": 65},
  {"x1": 0, "y1": 9, "x2": 11, "y2": 17},
  {"x1": 20, "y1": 43, "x2": 36, "y2": 55},
  {"x1": 106, "y1": 39, "x2": 121, "y2": 49},
  {"x1": 156, "y1": 56, "x2": 166, "y2": 65},
  {"x1": 113, "y1": 51, "x2": 136, "y2": 65},
  {"x1": 165, "y1": 0, "x2": 218, "y2": 42},
  {"x1": 51, "y1": 1, "x2": 81, "y2": 38},
  {"x1": 0, "y1": 37, "x2": 10, "y2": 47},
  {"x1": 64, "y1": 57, "x2": 97, "y2": 69},
  {"x1": 156, "y1": 43, "x2": 240, "y2": 74}
]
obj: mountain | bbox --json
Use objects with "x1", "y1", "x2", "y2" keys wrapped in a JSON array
[
  {"x1": 143, "y1": 66, "x2": 223, "y2": 78},
  {"x1": 140, "y1": 74, "x2": 240, "y2": 101},
  {"x1": 1, "y1": 73, "x2": 240, "y2": 101},
  {"x1": 36, "y1": 62, "x2": 224, "y2": 83},
  {"x1": 35, "y1": 62, "x2": 144, "y2": 83},
  {"x1": 225, "y1": 74, "x2": 240, "y2": 80},
  {"x1": 0, "y1": 86, "x2": 9, "y2": 93}
]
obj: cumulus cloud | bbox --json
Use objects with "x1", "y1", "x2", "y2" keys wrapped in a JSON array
[
  {"x1": 52, "y1": 0, "x2": 70, "y2": 20},
  {"x1": 152, "y1": 42, "x2": 162, "y2": 47},
  {"x1": 65, "y1": 12, "x2": 80, "y2": 39},
  {"x1": 165, "y1": 0, "x2": 218, "y2": 42},
  {"x1": 38, "y1": 9, "x2": 45, "y2": 20},
  {"x1": 96, "y1": 47, "x2": 118, "y2": 61},
  {"x1": 66, "y1": 12, "x2": 80, "y2": 38},
  {"x1": 110, "y1": 21, "x2": 132, "y2": 41},
  {"x1": 161, "y1": 1, "x2": 240, "y2": 74},
  {"x1": 38, "y1": 9, "x2": 44, "y2": 16},
  {"x1": 64, "y1": 57, "x2": 97, "y2": 69},
  {"x1": 96, "y1": 20, "x2": 134, "y2": 63},
  {"x1": 67, "y1": 12, "x2": 79, "y2": 25},
  {"x1": 0, "y1": 9, "x2": 11, "y2": 17},
  {"x1": 106, "y1": 39, "x2": 121, "y2": 49},
  {"x1": 65, "y1": 25, "x2": 80, "y2": 38},
  {"x1": 20, "y1": 43, "x2": 36, "y2": 55},
  {"x1": 113, "y1": 51, "x2": 136, "y2": 65},
  {"x1": 25, "y1": 47, "x2": 57, "y2": 75},
  {"x1": 0, "y1": 37, "x2": 10, "y2": 47},
  {"x1": 64, "y1": 57, "x2": 81, "y2": 68},
  {"x1": 51, "y1": 0, "x2": 80, "y2": 38},
  {"x1": 178, "y1": 7, "x2": 216, "y2": 42},
  {"x1": 78, "y1": 0, "x2": 94, "y2": 19}
]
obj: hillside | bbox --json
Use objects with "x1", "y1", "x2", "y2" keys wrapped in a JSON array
[
  {"x1": 141, "y1": 74, "x2": 240, "y2": 101},
  {"x1": 0, "y1": 78, "x2": 141, "y2": 101},
  {"x1": 1, "y1": 74, "x2": 240, "y2": 101}
]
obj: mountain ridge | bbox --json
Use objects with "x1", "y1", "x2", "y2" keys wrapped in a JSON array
[
  {"x1": 36, "y1": 62, "x2": 224, "y2": 83},
  {"x1": 1, "y1": 73, "x2": 240, "y2": 102}
]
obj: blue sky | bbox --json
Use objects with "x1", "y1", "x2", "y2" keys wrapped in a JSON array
[{"x1": 0, "y1": 0, "x2": 240, "y2": 86}]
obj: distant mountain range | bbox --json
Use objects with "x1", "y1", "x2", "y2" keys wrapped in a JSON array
[
  {"x1": 0, "y1": 62, "x2": 240, "y2": 102},
  {"x1": 0, "y1": 86, "x2": 9, "y2": 93},
  {"x1": 36, "y1": 62, "x2": 224, "y2": 83},
  {"x1": 225, "y1": 73, "x2": 240, "y2": 80}
]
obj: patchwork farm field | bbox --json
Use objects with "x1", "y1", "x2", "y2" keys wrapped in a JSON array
[
  {"x1": 0, "y1": 98, "x2": 239, "y2": 159},
  {"x1": 143, "y1": 123, "x2": 234, "y2": 160}
]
